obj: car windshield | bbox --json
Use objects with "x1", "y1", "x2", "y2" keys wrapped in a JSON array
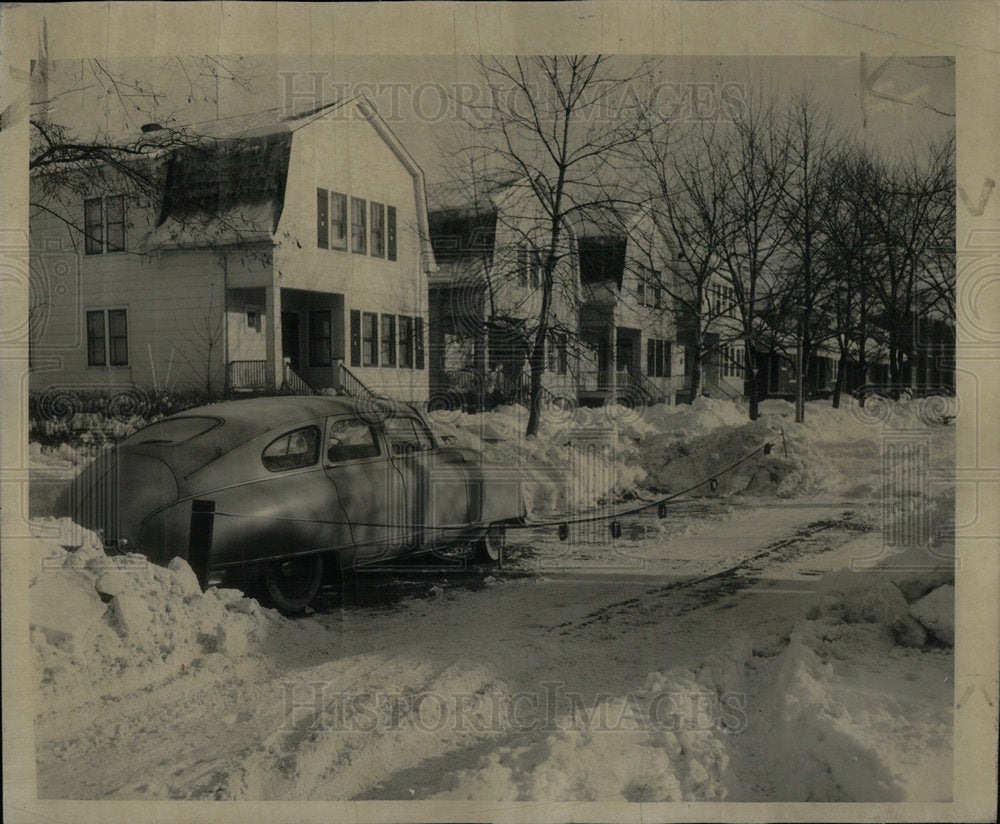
[{"x1": 124, "y1": 416, "x2": 222, "y2": 445}]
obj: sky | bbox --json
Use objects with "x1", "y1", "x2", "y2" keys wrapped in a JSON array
[{"x1": 44, "y1": 53, "x2": 955, "y2": 187}]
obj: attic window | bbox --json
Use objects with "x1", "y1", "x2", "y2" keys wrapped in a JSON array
[
  {"x1": 331, "y1": 192, "x2": 347, "y2": 250},
  {"x1": 370, "y1": 202, "x2": 385, "y2": 258},
  {"x1": 351, "y1": 197, "x2": 367, "y2": 255},
  {"x1": 84, "y1": 196, "x2": 126, "y2": 254}
]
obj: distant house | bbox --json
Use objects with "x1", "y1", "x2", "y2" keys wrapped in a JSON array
[
  {"x1": 681, "y1": 273, "x2": 747, "y2": 404},
  {"x1": 29, "y1": 97, "x2": 437, "y2": 403},
  {"x1": 426, "y1": 181, "x2": 580, "y2": 408},
  {"x1": 576, "y1": 233, "x2": 678, "y2": 406}
]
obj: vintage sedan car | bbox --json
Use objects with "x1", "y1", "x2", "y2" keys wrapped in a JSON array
[{"x1": 69, "y1": 396, "x2": 525, "y2": 611}]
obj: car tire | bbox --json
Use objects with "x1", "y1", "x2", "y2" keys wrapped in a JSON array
[
  {"x1": 265, "y1": 554, "x2": 323, "y2": 613},
  {"x1": 473, "y1": 523, "x2": 504, "y2": 565}
]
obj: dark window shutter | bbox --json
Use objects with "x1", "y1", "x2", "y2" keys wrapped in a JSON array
[
  {"x1": 415, "y1": 317, "x2": 425, "y2": 370},
  {"x1": 647, "y1": 339, "x2": 655, "y2": 376},
  {"x1": 387, "y1": 206, "x2": 397, "y2": 261},
  {"x1": 317, "y1": 188, "x2": 328, "y2": 249},
  {"x1": 350, "y1": 310, "x2": 361, "y2": 367},
  {"x1": 665, "y1": 342, "x2": 672, "y2": 378}
]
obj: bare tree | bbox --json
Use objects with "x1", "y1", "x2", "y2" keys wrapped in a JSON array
[
  {"x1": 775, "y1": 90, "x2": 843, "y2": 421},
  {"x1": 29, "y1": 45, "x2": 259, "y2": 249},
  {"x1": 176, "y1": 285, "x2": 226, "y2": 397},
  {"x1": 813, "y1": 143, "x2": 896, "y2": 408},
  {"x1": 451, "y1": 55, "x2": 653, "y2": 436},
  {"x1": 715, "y1": 90, "x2": 794, "y2": 420},
  {"x1": 856, "y1": 133, "x2": 955, "y2": 395},
  {"x1": 616, "y1": 116, "x2": 741, "y2": 404}
]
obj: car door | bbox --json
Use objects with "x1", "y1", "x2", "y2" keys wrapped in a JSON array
[
  {"x1": 322, "y1": 414, "x2": 408, "y2": 566},
  {"x1": 381, "y1": 412, "x2": 469, "y2": 549}
]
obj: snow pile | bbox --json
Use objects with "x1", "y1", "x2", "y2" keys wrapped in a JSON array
[
  {"x1": 428, "y1": 544, "x2": 955, "y2": 803},
  {"x1": 427, "y1": 406, "x2": 645, "y2": 518},
  {"x1": 29, "y1": 441, "x2": 89, "y2": 469},
  {"x1": 640, "y1": 418, "x2": 841, "y2": 498},
  {"x1": 29, "y1": 518, "x2": 290, "y2": 707},
  {"x1": 430, "y1": 638, "x2": 753, "y2": 802},
  {"x1": 740, "y1": 551, "x2": 955, "y2": 801}
]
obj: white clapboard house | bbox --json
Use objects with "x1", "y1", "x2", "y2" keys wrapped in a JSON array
[{"x1": 29, "y1": 97, "x2": 437, "y2": 403}]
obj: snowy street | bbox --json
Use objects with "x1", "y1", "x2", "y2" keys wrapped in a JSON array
[{"x1": 28, "y1": 398, "x2": 956, "y2": 802}]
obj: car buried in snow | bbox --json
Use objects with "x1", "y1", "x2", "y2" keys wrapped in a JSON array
[{"x1": 69, "y1": 395, "x2": 525, "y2": 612}]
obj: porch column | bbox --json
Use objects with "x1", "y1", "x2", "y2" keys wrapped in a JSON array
[
  {"x1": 607, "y1": 324, "x2": 617, "y2": 395},
  {"x1": 265, "y1": 284, "x2": 283, "y2": 391}
]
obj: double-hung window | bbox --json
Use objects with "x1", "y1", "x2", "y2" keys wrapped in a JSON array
[
  {"x1": 87, "y1": 309, "x2": 128, "y2": 366},
  {"x1": 84, "y1": 196, "x2": 126, "y2": 254},
  {"x1": 398, "y1": 316, "x2": 414, "y2": 368},
  {"x1": 351, "y1": 197, "x2": 367, "y2": 254},
  {"x1": 362, "y1": 312, "x2": 378, "y2": 366},
  {"x1": 330, "y1": 192, "x2": 348, "y2": 250},
  {"x1": 370, "y1": 202, "x2": 385, "y2": 258},
  {"x1": 380, "y1": 313, "x2": 396, "y2": 366}
]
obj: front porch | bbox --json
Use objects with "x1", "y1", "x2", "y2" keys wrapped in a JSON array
[{"x1": 226, "y1": 286, "x2": 366, "y2": 396}]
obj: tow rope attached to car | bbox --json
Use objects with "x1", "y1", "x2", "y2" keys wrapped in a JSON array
[{"x1": 211, "y1": 436, "x2": 779, "y2": 540}]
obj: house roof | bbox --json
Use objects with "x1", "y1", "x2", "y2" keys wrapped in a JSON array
[
  {"x1": 427, "y1": 206, "x2": 499, "y2": 266},
  {"x1": 143, "y1": 97, "x2": 436, "y2": 266},
  {"x1": 157, "y1": 130, "x2": 294, "y2": 231}
]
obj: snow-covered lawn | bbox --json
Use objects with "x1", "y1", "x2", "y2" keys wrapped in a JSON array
[{"x1": 27, "y1": 396, "x2": 955, "y2": 801}]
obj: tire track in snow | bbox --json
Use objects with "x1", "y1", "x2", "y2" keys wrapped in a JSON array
[{"x1": 558, "y1": 512, "x2": 867, "y2": 634}]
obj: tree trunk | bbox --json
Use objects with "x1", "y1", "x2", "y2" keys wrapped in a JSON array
[
  {"x1": 856, "y1": 335, "x2": 869, "y2": 407},
  {"x1": 524, "y1": 329, "x2": 547, "y2": 437},
  {"x1": 832, "y1": 347, "x2": 848, "y2": 408},
  {"x1": 688, "y1": 359, "x2": 702, "y2": 405},
  {"x1": 746, "y1": 342, "x2": 760, "y2": 420}
]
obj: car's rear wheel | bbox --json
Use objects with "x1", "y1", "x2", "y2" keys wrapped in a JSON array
[
  {"x1": 265, "y1": 554, "x2": 323, "y2": 613},
  {"x1": 473, "y1": 523, "x2": 504, "y2": 565}
]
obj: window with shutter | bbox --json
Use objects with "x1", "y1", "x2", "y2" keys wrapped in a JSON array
[{"x1": 330, "y1": 192, "x2": 347, "y2": 249}]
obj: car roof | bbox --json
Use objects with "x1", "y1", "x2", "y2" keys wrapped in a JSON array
[{"x1": 125, "y1": 394, "x2": 419, "y2": 480}]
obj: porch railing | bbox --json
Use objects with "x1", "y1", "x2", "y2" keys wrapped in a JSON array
[
  {"x1": 283, "y1": 363, "x2": 317, "y2": 396},
  {"x1": 577, "y1": 369, "x2": 629, "y2": 393},
  {"x1": 337, "y1": 362, "x2": 375, "y2": 399},
  {"x1": 626, "y1": 367, "x2": 670, "y2": 405},
  {"x1": 228, "y1": 360, "x2": 267, "y2": 391}
]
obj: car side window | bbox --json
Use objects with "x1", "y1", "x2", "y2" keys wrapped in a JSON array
[
  {"x1": 262, "y1": 426, "x2": 321, "y2": 472},
  {"x1": 326, "y1": 418, "x2": 380, "y2": 463},
  {"x1": 383, "y1": 416, "x2": 434, "y2": 456}
]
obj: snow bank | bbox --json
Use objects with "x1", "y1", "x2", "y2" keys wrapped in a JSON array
[
  {"x1": 432, "y1": 395, "x2": 952, "y2": 511},
  {"x1": 640, "y1": 418, "x2": 841, "y2": 498},
  {"x1": 29, "y1": 519, "x2": 290, "y2": 708},
  {"x1": 429, "y1": 638, "x2": 753, "y2": 802},
  {"x1": 427, "y1": 406, "x2": 645, "y2": 518}
]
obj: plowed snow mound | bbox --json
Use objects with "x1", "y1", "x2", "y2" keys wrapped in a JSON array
[
  {"x1": 640, "y1": 419, "x2": 841, "y2": 497},
  {"x1": 28, "y1": 518, "x2": 315, "y2": 709},
  {"x1": 429, "y1": 638, "x2": 753, "y2": 802},
  {"x1": 427, "y1": 544, "x2": 954, "y2": 803}
]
